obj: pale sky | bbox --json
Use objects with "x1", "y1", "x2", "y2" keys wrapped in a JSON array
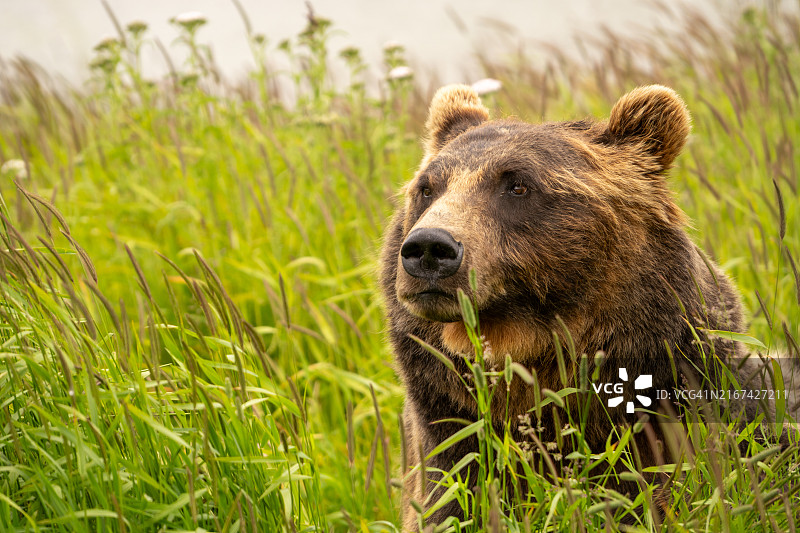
[{"x1": 0, "y1": 0, "x2": 720, "y2": 88}]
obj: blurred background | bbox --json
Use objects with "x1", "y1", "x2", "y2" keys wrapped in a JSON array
[{"x1": 1, "y1": 0, "x2": 719, "y2": 89}]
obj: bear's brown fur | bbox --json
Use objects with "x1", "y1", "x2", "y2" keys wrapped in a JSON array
[{"x1": 380, "y1": 84, "x2": 752, "y2": 530}]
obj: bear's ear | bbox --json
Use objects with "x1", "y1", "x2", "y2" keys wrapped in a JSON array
[
  {"x1": 424, "y1": 84, "x2": 489, "y2": 159},
  {"x1": 605, "y1": 85, "x2": 691, "y2": 172}
]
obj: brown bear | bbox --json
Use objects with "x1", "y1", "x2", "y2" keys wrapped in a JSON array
[{"x1": 379, "y1": 84, "x2": 779, "y2": 530}]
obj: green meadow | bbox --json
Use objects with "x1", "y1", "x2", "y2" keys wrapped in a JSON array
[{"x1": 0, "y1": 4, "x2": 798, "y2": 532}]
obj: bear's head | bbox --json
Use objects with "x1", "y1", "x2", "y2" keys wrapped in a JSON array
[{"x1": 391, "y1": 84, "x2": 692, "y2": 361}]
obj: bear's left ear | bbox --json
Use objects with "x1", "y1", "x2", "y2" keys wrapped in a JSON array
[
  {"x1": 604, "y1": 85, "x2": 691, "y2": 172},
  {"x1": 424, "y1": 84, "x2": 489, "y2": 159}
]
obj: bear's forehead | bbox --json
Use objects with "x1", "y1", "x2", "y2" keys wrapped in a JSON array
[{"x1": 422, "y1": 120, "x2": 592, "y2": 185}]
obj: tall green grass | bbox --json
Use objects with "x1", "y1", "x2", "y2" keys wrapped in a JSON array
[{"x1": 0, "y1": 4, "x2": 798, "y2": 532}]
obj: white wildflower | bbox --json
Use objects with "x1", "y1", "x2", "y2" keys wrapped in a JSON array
[
  {"x1": 387, "y1": 65, "x2": 413, "y2": 81},
  {"x1": 175, "y1": 11, "x2": 205, "y2": 24},
  {"x1": 471, "y1": 78, "x2": 502, "y2": 96},
  {"x1": 1, "y1": 159, "x2": 27, "y2": 179},
  {"x1": 172, "y1": 11, "x2": 207, "y2": 30}
]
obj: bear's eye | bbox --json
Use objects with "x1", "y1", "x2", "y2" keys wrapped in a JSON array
[
  {"x1": 421, "y1": 187, "x2": 432, "y2": 198},
  {"x1": 510, "y1": 182, "x2": 528, "y2": 196}
]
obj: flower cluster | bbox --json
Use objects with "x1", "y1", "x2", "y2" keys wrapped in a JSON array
[{"x1": 1, "y1": 159, "x2": 28, "y2": 180}]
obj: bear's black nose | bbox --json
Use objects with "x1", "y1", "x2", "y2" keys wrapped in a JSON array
[{"x1": 400, "y1": 228, "x2": 463, "y2": 279}]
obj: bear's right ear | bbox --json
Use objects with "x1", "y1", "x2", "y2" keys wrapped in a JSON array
[
  {"x1": 604, "y1": 85, "x2": 691, "y2": 172},
  {"x1": 424, "y1": 84, "x2": 489, "y2": 159}
]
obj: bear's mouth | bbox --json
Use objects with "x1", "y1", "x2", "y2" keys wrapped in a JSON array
[
  {"x1": 399, "y1": 288, "x2": 463, "y2": 322},
  {"x1": 412, "y1": 289, "x2": 453, "y2": 301}
]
